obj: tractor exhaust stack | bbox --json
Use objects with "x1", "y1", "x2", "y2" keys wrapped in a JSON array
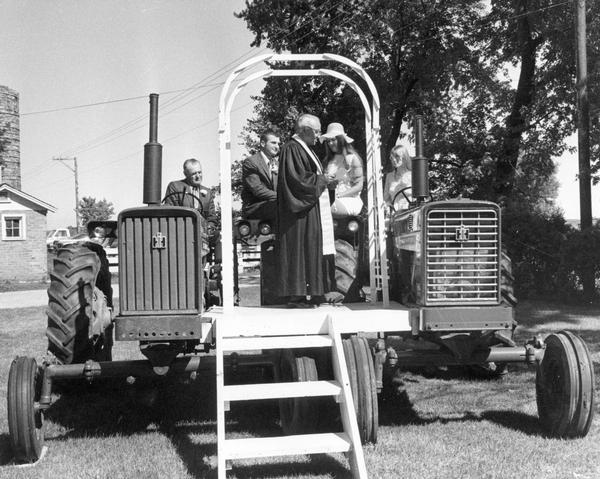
[
  {"x1": 412, "y1": 115, "x2": 429, "y2": 204},
  {"x1": 143, "y1": 93, "x2": 162, "y2": 205}
]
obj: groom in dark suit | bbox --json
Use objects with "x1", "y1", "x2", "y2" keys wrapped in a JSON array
[
  {"x1": 241, "y1": 130, "x2": 280, "y2": 221},
  {"x1": 163, "y1": 158, "x2": 217, "y2": 225}
]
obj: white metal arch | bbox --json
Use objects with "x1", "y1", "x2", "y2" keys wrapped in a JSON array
[{"x1": 218, "y1": 53, "x2": 389, "y2": 312}]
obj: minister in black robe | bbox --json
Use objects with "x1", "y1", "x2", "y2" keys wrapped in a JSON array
[{"x1": 276, "y1": 114, "x2": 334, "y2": 302}]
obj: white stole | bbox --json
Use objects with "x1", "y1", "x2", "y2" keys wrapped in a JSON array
[{"x1": 292, "y1": 135, "x2": 335, "y2": 255}]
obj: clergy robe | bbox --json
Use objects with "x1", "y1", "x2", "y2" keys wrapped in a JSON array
[{"x1": 276, "y1": 137, "x2": 331, "y2": 297}]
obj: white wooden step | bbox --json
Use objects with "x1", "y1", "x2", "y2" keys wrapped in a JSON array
[
  {"x1": 223, "y1": 380, "x2": 341, "y2": 401},
  {"x1": 221, "y1": 334, "x2": 333, "y2": 351},
  {"x1": 223, "y1": 432, "x2": 351, "y2": 460}
]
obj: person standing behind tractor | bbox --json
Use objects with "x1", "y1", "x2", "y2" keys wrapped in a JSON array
[
  {"x1": 383, "y1": 144, "x2": 412, "y2": 212},
  {"x1": 241, "y1": 130, "x2": 280, "y2": 222},
  {"x1": 163, "y1": 158, "x2": 217, "y2": 226},
  {"x1": 276, "y1": 113, "x2": 342, "y2": 308},
  {"x1": 320, "y1": 122, "x2": 364, "y2": 218}
]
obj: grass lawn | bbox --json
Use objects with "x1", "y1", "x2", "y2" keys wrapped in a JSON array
[{"x1": 0, "y1": 299, "x2": 599, "y2": 478}]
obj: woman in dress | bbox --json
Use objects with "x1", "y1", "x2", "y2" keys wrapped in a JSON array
[
  {"x1": 383, "y1": 144, "x2": 412, "y2": 211},
  {"x1": 320, "y1": 123, "x2": 364, "y2": 218}
]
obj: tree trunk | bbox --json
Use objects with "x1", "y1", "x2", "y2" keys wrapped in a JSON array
[
  {"x1": 496, "y1": 0, "x2": 539, "y2": 203},
  {"x1": 382, "y1": 79, "x2": 417, "y2": 172}
]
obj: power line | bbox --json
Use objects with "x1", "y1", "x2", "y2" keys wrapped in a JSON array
[
  {"x1": 32, "y1": 100, "x2": 255, "y2": 192},
  {"x1": 60, "y1": 82, "x2": 225, "y2": 159},
  {"x1": 17, "y1": 1, "x2": 361, "y2": 186},
  {"x1": 19, "y1": 83, "x2": 223, "y2": 116},
  {"x1": 27, "y1": 0, "x2": 567, "y2": 182},
  {"x1": 24, "y1": 2, "x2": 357, "y2": 183},
  {"x1": 29, "y1": 0, "x2": 345, "y2": 167}
]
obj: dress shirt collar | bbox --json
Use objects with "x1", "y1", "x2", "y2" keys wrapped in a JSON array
[
  {"x1": 260, "y1": 151, "x2": 271, "y2": 167},
  {"x1": 292, "y1": 134, "x2": 322, "y2": 173}
]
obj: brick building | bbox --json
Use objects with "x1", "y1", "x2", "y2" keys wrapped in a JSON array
[
  {"x1": 1, "y1": 85, "x2": 56, "y2": 281},
  {"x1": 0, "y1": 184, "x2": 55, "y2": 281}
]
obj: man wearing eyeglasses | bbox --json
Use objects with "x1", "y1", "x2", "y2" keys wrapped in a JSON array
[
  {"x1": 163, "y1": 158, "x2": 217, "y2": 224},
  {"x1": 276, "y1": 113, "x2": 342, "y2": 308}
]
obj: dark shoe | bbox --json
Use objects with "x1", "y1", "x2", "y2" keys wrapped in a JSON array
[
  {"x1": 287, "y1": 297, "x2": 316, "y2": 309},
  {"x1": 323, "y1": 291, "x2": 344, "y2": 305},
  {"x1": 309, "y1": 295, "x2": 325, "y2": 306}
]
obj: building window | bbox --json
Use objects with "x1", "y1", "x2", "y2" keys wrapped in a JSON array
[{"x1": 2, "y1": 214, "x2": 26, "y2": 240}]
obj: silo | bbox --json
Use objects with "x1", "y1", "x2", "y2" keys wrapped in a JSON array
[{"x1": 0, "y1": 85, "x2": 21, "y2": 190}]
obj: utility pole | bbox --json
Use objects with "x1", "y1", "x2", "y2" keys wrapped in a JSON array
[
  {"x1": 575, "y1": 0, "x2": 594, "y2": 299},
  {"x1": 53, "y1": 156, "x2": 80, "y2": 232},
  {"x1": 576, "y1": 0, "x2": 591, "y2": 229}
]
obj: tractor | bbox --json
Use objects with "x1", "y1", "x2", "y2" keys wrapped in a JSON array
[{"x1": 6, "y1": 54, "x2": 595, "y2": 479}]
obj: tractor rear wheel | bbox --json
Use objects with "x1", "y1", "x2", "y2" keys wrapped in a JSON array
[
  {"x1": 7, "y1": 357, "x2": 44, "y2": 463},
  {"x1": 46, "y1": 243, "x2": 113, "y2": 364},
  {"x1": 536, "y1": 331, "x2": 595, "y2": 438},
  {"x1": 335, "y1": 239, "x2": 362, "y2": 302},
  {"x1": 278, "y1": 350, "x2": 319, "y2": 434},
  {"x1": 343, "y1": 336, "x2": 378, "y2": 443}
]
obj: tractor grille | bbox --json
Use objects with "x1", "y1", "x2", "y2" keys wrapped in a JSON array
[
  {"x1": 426, "y1": 208, "x2": 499, "y2": 304},
  {"x1": 119, "y1": 210, "x2": 202, "y2": 314}
]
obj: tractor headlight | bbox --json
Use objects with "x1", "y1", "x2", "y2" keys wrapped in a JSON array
[
  {"x1": 91, "y1": 226, "x2": 105, "y2": 239},
  {"x1": 238, "y1": 221, "x2": 251, "y2": 238},
  {"x1": 347, "y1": 220, "x2": 359, "y2": 232},
  {"x1": 259, "y1": 222, "x2": 271, "y2": 236}
]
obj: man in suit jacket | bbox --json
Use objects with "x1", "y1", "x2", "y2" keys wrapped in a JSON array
[
  {"x1": 163, "y1": 158, "x2": 217, "y2": 225},
  {"x1": 241, "y1": 130, "x2": 280, "y2": 221}
]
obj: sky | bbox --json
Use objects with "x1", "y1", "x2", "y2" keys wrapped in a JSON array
[
  {"x1": 1, "y1": 0, "x2": 267, "y2": 228},
  {"x1": 555, "y1": 134, "x2": 599, "y2": 222},
  {"x1": 0, "y1": 0, "x2": 596, "y2": 229}
]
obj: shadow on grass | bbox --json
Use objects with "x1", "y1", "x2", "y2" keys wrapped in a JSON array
[
  {"x1": 516, "y1": 300, "x2": 600, "y2": 331},
  {"x1": 231, "y1": 456, "x2": 351, "y2": 479},
  {"x1": 34, "y1": 375, "x2": 330, "y2": 478},
  {"x1": 157, "y1": 424, "x2": 216, "y2": 479},
  {"x1": 0, "y1": 434, "x2": 15, "y2": 466},
  {"x1": 378, "y1": 387, "x2": 544, "y2": 436},
  {"x1": 480, "y1": 410, "x2": 542, "y2": 435},
  {"x1": 34, "y1": 377, "x2": 217, "y2": 477},
  {"x1": 36, "y1": 373, "x2": 353, "y2": 478},
  {"x1": 3, "y1": 359, "x2": 551, "y2": 475}
]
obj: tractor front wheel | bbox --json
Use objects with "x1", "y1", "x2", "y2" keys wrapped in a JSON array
[
  {"x1": 536, "y1": 331, "x2": 595, "y2": 438},
  {"x1": 7, "y1": 357, "x2": 45, "y2": 463}
]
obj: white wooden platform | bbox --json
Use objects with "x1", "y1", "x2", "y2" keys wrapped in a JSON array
[{"x1": 205, "y1": 302, "x2": 412, "y2": 337}]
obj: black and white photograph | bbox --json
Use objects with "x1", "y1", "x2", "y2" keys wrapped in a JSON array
[{"x1": 0, "y1": 1, "x2": 599, "y2": 477}]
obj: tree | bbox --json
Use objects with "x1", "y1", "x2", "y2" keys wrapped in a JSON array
[
  {"x1": 77, "y1": 197, "x2": 115, "y2": 227},
  {"x1": 478, "y1": 0, "x2": 600, "y2": 207},
  {"x1": 235, "y1": 0, "x2": 600, "y2": 211},
  {"x1": 237, "y1": 1, "x2": 505, "y2": 194}
]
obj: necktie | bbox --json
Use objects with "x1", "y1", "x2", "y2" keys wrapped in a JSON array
[{"x1": 192, "y1": 187, "x2": 200, "y2": 209}]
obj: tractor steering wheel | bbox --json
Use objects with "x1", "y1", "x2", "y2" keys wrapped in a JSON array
[
  {"x1": 161, "y1": 191, "x2": 205, "y2": 215},
  {"x1": 390, "y1": 186, "x2": 412, "y2": 213}
]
